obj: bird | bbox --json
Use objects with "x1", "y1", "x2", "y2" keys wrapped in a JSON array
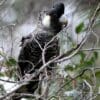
[{"x1": 15, "y1": 2, "x2": 67, "y2": 100}]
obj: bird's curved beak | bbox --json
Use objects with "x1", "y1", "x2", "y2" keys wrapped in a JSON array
[{"x1": 59, "y1": 14, "x2": 68, "y2": 28}]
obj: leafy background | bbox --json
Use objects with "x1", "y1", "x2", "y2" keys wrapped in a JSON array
[{"x1": 0, "y1": 0, "x2": 100, "y2": 100}]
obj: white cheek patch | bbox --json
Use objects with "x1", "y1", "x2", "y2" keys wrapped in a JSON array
[{"x1": 42, "y1": 15, "x2": 51, "y2": 28}]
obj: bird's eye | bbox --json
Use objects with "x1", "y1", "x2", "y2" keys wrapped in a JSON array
[{"x1": 53, "y1": 14, "x2": 57, "y2": 17}]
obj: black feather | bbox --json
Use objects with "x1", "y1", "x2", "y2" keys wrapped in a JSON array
[{"x1": 16, "y1": 2, "x2": 65, "y2": 99}]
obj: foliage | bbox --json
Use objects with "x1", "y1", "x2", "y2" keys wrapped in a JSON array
[
  {"x1": 75, "y1": 22, "x2": 85, "y2": 34},
  {"x1": 0, "y1": 84, "x2": 6, "y2": 95},
  {"x1": 5, "y1": 57, "x2": 17, "y2": 67},
  {"x1": 0, "y1": 1, "x2": 100, "y2": 100}
]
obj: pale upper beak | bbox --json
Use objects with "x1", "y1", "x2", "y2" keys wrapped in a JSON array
[{"x1": 59, "y1": 14, "x2": 68, "y2": 28}]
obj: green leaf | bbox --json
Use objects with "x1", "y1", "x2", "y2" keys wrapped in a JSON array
[
  {"x1": 65, "y1": 65, "x2": 74, "y2": 71},
  {"x1": 78, "y1": 51, "x2": 86, "y2": 62},
  {"x1": 5, "y1": 57, "x2": 17, "y2": 67},
  {"x1": 82, "y1": 74, "x2": 92, "y2": 83},
  {"x1": 0, "y1": 84, "x2": 6, "y2": 94},
  {"x1": 75, "y1": 22, "x2": 84, "y2": 34},
  {"x1": 95, "y1": 71, "x2": 100, "y2": 78},
  {"x1": 93, "y1": 51, "x2": 98, "y2": 59},
  {"x1": 0, "y1": 73, "x2": 5, "y2": 77},
  {"x1": 85, "y1": 60, "x2": 93, "y2": 66}
]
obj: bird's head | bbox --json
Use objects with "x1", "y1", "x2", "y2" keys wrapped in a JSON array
[{"x1": 42, "y1": 3, "x2": 67, "y2": 33}]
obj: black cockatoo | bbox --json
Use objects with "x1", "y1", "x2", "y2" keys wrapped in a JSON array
[{"x1": 15, "y1": 2, "x2": 67, "y2": 100}]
